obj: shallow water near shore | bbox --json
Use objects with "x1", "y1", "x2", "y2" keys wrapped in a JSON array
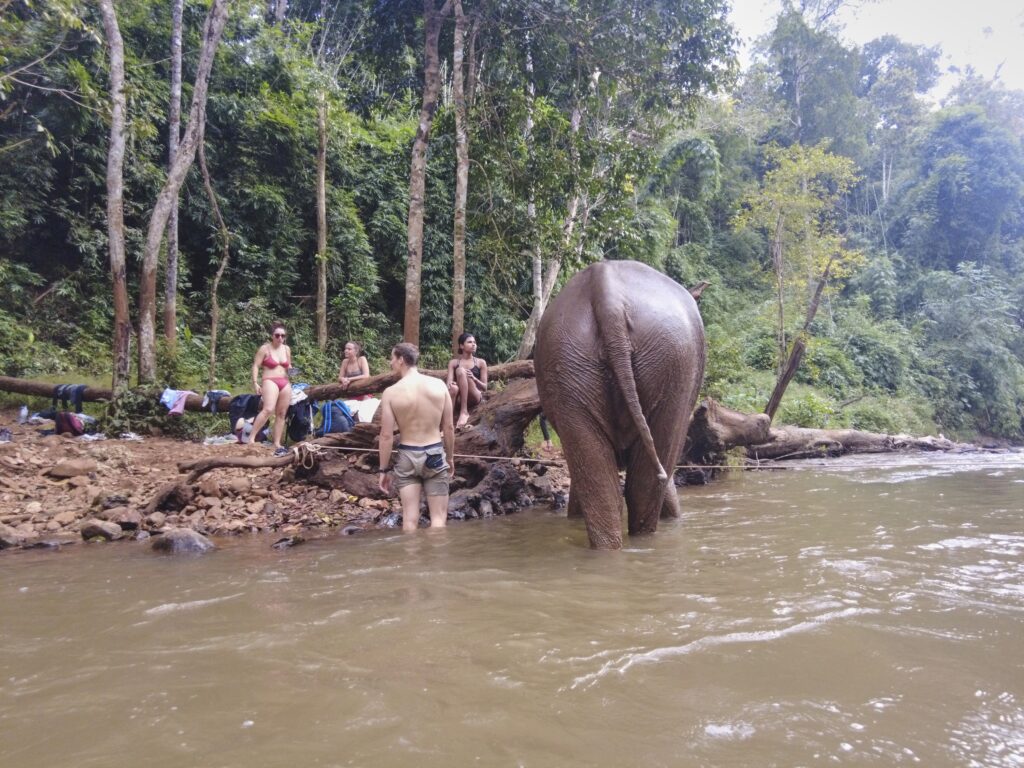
[{"x1": 2, "y1": 452, "x2": 1023, "y2": 767}]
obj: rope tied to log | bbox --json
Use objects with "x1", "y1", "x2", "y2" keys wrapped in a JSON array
[{"x1": 293, "y1": 441, "x2": 322, "y2": 470}]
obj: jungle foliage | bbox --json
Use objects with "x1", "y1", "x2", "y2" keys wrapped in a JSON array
[{"x1": 1, "y1": 0, "x2": 1022, "y2": 441}]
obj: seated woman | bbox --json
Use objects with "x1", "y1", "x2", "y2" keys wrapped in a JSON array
[
  {"x1": 248, "y1": 322, "x2": 292, "y2": 456},
  {"x1": 447, "y1": 332, "x2": 488, "y2": 428},
  {"x1": 338, "y1": 340, "x2": 380, "y2": 422},
  {"x1": 337, "y1": 340, "x2": 370, "y2": 396}
]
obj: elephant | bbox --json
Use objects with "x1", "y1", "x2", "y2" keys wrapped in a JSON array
[{"x1": 535, "y1": 260, "x2": 705, "y2": 549}]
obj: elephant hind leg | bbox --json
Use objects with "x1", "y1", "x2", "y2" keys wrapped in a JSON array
[
  {"x1": 624, "y1": 447, "x2": 670, "y2": 537},
  {"x1": 564, "y1": 436, "x2": 624, "y2": 549}
]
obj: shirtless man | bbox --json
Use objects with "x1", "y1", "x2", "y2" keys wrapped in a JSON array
[{"x1": 378, "y1": 343, "x2": 455, "y2": 531}]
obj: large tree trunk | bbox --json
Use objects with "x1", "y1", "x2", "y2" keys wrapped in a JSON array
[
  {"x1": 403, "y1": 0, "x2": 453, "y2": 346},
  {"x1": 450, "y1": 0, "x2": 468, "y2": 353},
  {"x1": 98, "y1": 0, "x2": 131, "y2": 393},
  {"x1": 163, "y1": 0, "x2": 183, "y2": 350},
  {"x1": 197, "y1": 124, "x2": 231, "y2": 389},
  {"x1": 315, "y1": 93, "x2": 328, "y2": 351},
  {"x1": 516, "y1": 31, "x2": 542, "y2": 360},
  {"x1": 137, "y1": 0, "x2": 230, "y2": 384},
  {"x1": 0, "y1": 360, "x2": 536, "y2": 413},
  {"x1": 516, "y1": 102, "x2": 582, "y2": 358}
]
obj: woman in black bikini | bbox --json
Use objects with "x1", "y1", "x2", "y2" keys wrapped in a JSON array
[
  {"x1": 337, "y1": 340, "x2": 370, "y2": 397},
  {"x1": 446, "y1": 332, "x2": 488, "y2": 428},
  {"x1": 249, "y1": 322, "x2": 292, "y2": 455}
]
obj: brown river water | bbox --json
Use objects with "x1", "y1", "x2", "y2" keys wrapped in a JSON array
[{"x1": 2, "y1": 452, "x2": 1023, "y2": 767}]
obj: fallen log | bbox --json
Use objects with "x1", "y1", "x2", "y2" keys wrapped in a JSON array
[
  {"x1": 0, "y1": 360, "x2": 535, "y2": 414},
  {"x1": 176, "y1": 378, "x2": 544, "y2": 483},
  {"x1": 178, "y1": 453, "x2": 293, "y2": 483},
  {"x1": 745, "y1": 426, "x2": 960, "y2": 461},
  {"x1": 685, "y1": 399, "x2": 771, "y2": 461}
]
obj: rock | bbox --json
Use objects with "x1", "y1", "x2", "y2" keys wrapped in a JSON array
[
  {"x1": 197, "y1": 477, "x2": 221, "y2": 498},
  {"x1": 329, "y1": 489, "x2": 344, "y2": 503},
  {"x1": 112, "y1": 508, "x2": 143, "y2": 531},
  {"x1": 53, "y1": 509, "x2": 77, "y2": 526},
  {"x1": 80, "y1": 519, "x2": 124, "y2": 542},
  {"x1": 528, "y1": 475, "x2": 553, "y2": 495},
  {"x1": 100, "y1": 505, "x2": 130, "y2": 522},
  {"x1": 198, "y1": 496, "x2": 220, "y2": 510},
  {"x1": 341, "y1": 525, "x2": 361, "y2": 536},
  {"x1": 47, "y1": 458, "x2": 97, "y2": 479},
  {"x1": 151, "y1": 528, "x2": 215, "y2": 554},
  {"x1": 226, "y1": 477, "x2": 251, "y2": 496},
  {"x1": 68, "y1": 475, "x2": 91, "y2": 488},
  {"x1": 0, "y1": 522, "x2": 25, "y2": 549},
  {"x1": 101, "y1": 494, "x2": 130, "y2": 510},
  {"x1": 134, "y1": 530, "x2": 151, "y2": 541},
  {"x1": 246, "y1": 499, "x2": 265, "y2": 515},
  {"x1": 25, "y1": 501, "x2": 42, "y2": 515},
  {"x1": 271, "y1": 535, "x2": 304, "y2": 549},
  {"x1": 45, "y1": 520, "x2": 61, "y2": 532},
  {"x1": 145, "y1": 511, "x2": 167, "y2": 529}
]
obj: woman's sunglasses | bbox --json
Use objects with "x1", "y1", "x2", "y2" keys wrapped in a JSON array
[{"x1": 273, "y1": 332, "x2": 287, "y2": 338}]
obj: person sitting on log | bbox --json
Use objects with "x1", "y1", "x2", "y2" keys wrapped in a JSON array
[
  {"x1": 337, "y1": 340, "x2": 371, "y2": 396},
  {"x1": 446, "y1": 332, "x2": 488, "y2": 429},
  {"x1": 247, "y1": 322, "x2": 292, "y2": 456}
]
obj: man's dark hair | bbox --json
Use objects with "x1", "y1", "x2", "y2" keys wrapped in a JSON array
[{"x1": 392, "y1": 342, "x2": 419, "y2": 366}]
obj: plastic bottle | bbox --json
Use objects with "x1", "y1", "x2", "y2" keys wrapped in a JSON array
[{"x1": 18, "y1": 405, "x2": 28, "y2": 424}]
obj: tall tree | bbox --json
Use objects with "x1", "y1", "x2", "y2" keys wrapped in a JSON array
[
  {"x1": 137, "y1": 0, "x2": 230, "y2": 383},
  {"x1": 98, "y1": 0, "x2": 131, "y2": 392},
  {"x1": 450, "y1": 0, "x2": 469, "y2": 353},
  {"x1": 315, "y1": 92, "x2": 328, "y2": 349},
  {"x1": 163, "y1": 0, "x2": 184, "y2": 349},
  {"x1": 734, "y1": 142, "x2": 860, "y2": 414},
  {"x1": 403, "y1": 0, "x2": 452, "y2": 346}
]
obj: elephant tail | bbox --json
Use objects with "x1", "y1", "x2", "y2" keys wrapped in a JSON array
[{"x1": 593, "y1": 265, "x2": 668, "y2": 481}]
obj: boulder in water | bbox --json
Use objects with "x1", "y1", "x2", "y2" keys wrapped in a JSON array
[
  {"x1": 80, "y1": 519, "x2": 124, "y2": 542},
  {"x1": 151, "y1": 527, "x2": 215, "y2": 554}
]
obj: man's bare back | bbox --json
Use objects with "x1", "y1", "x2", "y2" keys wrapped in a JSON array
[{"x1": 384, "y1": 372, "x2": 449, "y2": 446}]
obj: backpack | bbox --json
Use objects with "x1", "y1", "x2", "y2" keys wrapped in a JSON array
[
  {"x1": 54, "y1": 411, "x2": 85, "y2": 437},
  {"x1": 228, "y1": 394, "x2": 262, "y2": 431},
  {"x1": 314, "y1": 400, "x2": 355, "y2": 437},
  {"x1": 228, "y1": 394, "x2": 270, "y2": 443},
  {"x1": 286, "y1": 402, "x2": 314, "y2": 443}
]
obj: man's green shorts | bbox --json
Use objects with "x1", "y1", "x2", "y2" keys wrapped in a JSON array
[{"x1": 393, "y1": 442, "x2": 450, "y2": 497}]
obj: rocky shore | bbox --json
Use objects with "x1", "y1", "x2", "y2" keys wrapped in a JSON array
[{"x1": 0, "y1": 412, "x2": 569, "y2": 553}]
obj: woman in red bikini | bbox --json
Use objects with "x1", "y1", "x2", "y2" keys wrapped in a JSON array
[
  {"x1": 446, "y1": 332, "x2": 488, "y2": 428},
  {"x1": 249, "y1": 322, "x2": 292, "y2": 455}
]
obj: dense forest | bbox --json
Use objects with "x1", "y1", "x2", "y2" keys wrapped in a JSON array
[{"x1": 2, "y1": 0, "x2": 1022, "y2": 442}]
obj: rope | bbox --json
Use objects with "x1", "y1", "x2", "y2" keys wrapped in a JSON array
[{"x1": 296, "y1": 441, "x2": 1020, "y2": 473}]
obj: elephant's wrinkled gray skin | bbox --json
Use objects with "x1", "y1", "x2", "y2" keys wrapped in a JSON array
[{"x1": 535, "y1": 260, "x2": 705, "y2": 549}]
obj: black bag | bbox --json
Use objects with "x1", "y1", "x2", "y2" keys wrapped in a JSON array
[
  {"x1": 286, "y1": 402, "x2": 313, "y2": 443},
  {"x1": 228, "y1": 394, "x2": 262, "y2": 431}
]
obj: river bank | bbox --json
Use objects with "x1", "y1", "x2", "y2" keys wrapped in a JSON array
[{"x1": 0, "y1": 409, "x2": 569, "y2": 552}]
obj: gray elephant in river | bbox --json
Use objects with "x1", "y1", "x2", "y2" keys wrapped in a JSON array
[{"x1": 535, "y1": 260, "x2": 705, "y2": 549}]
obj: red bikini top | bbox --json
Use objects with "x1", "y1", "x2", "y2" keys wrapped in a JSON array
[{"x1": 262, "y1": 354, "x2": 289, "y2": 369}]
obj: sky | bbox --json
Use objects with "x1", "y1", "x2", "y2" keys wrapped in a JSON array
[{"x1": 727, "y1": 0, "x2": 1024, "y2": 94}]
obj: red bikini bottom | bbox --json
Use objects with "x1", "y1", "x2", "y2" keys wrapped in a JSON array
[{"x1": 264, "y1": 377, "x2": 290, "y2": 390}]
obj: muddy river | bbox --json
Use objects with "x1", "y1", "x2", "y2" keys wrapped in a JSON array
[{"x1": 2, "y1": 452, "x2": 1023, "y2": 767}]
